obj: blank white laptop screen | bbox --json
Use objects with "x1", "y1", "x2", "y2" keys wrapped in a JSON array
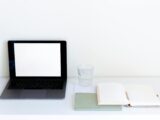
[{"x1": 14, "y1": 43, "x2": 61, "y2": 77}]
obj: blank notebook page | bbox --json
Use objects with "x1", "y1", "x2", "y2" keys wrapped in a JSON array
[
  {"x1": 97, "y1": 83, "x2": 129, "y2": 105},
  {"x1": 126, "y1": 85, "x2": 160, "y2": 106}
]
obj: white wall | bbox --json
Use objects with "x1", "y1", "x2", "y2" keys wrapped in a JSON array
[{"x1": 1, "y1": 0, "x2": 160, "y2": 77}]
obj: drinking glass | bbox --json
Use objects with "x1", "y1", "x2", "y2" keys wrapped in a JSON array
[{"x1": 77, "y1": 65, "x2": 94, "y2": 86}]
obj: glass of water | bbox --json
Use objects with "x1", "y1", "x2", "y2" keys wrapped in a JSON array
[{"x1": 77, "y1": 65, "x2": 94, "y2": 86}]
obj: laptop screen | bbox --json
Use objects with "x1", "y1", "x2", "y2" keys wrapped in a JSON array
[
  {"x1": 14, "y1": 43, "x2": 61, "y2": 77},
  {"x1": 8, "y1": 41, "x2": 67, "y2": 80}
]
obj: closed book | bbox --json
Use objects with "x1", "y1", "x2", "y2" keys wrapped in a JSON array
[{"x1": 74, "y1": 93, "x2": 122, "y2": 111}]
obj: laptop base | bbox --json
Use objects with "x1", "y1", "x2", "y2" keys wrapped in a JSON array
[{"x1": 0, "y1": 83, "x2": 66, "y2": 99}]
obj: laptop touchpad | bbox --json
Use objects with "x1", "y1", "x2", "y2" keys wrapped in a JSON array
[{"x1": 20, "y1": 90, "x2": 47, "y2": 98}]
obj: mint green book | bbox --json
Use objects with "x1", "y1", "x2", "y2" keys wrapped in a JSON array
[{"x1": 74, "y1": 93, "x2": 122, "y2": 111}]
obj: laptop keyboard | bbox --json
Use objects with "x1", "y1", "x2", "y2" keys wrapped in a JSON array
[{"x1": 8, "y1": 79, "x2": 64, "y2": 89}]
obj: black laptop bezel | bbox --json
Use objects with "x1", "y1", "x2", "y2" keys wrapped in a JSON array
[{"x1": 8, "y1": 40, "x2": 67, "y2": 88}]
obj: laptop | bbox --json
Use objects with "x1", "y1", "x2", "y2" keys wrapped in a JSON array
[{"x1": 0, "y1": 40, "x2": 67, "y2": 99}]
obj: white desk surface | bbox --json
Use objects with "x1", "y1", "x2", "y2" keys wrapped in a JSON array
[{"x1": 1, "y1": 77, "x2": 160, "y2": 120}]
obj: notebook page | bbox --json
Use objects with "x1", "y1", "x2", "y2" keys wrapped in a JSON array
[
  {"x1": 97, "y1": 83, "x2": 129, "y2": 105},
  {"x1": 126, "y1": 85, "x2": 160, "y2": 106}
]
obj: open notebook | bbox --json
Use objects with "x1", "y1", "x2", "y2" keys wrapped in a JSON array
[{"x1": 97, "y1": 83, "x2": 160, "y2": 107}]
